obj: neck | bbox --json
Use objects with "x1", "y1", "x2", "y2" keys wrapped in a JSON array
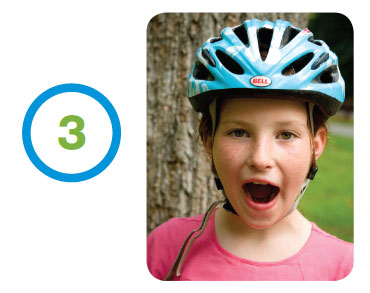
[
  {"x1": 214, "y1": 208, "x2": 312, "y2": 261},
  {"x1": 218, "y1": 207, "x2": 307, "y2": 236}
]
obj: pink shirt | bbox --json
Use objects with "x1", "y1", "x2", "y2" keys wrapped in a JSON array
[{"x1": 147, "y1": 211, "x2": 353, "y2": 281}]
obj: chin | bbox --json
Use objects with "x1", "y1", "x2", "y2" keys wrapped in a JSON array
[
  {"x1": 237, "y1": 205, "x2": 286, "y2": 230},
  {"x1": 234, "y1": 189, "x2": 296, "y2": 229},
  {"x1": 244, "y1": 217, "x2": 277, "y2": 230}
]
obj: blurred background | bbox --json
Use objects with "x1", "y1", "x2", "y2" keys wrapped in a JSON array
[
  {"x1": 147, "y1": 13, "x2": 353, "y2": 242},
  {"x1": 299, "y1": 13, "x2": 353, "y2": 243}
]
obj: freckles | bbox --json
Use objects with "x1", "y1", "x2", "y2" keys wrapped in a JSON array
[
  {"x1": 218, "y1": 147, "x2": 237, "y2": 166},
  {"x1": 283, "y1": 145, "x2": 311, "y2": 175},
  {"x1": 286, "y1": 151, "x2": 310, "y2": 167},
  {"x1": 214, "y1": 143, "x2": 244, "y2": 171},
  {"x1": 285, "y1": 156, "x2": 308, "y2": 178}
]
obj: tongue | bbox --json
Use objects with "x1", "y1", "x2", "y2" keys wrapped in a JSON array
[{"x1": 248, "y1": 183, "x2": 273, "y2": 199}]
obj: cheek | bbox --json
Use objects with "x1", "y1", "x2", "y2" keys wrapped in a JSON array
[
  {"x1": 281, "y1": 143, "x2": 312, "y2": 188},
  {"x1": 280, "y1": 134, "x2": 312, "y2": 165},
  {"x1": 213, "y1": 140, "x2": 244, "y2": 175},
  {"x1": 285, "y1": 148, "x2": 311, "y2": 169}
]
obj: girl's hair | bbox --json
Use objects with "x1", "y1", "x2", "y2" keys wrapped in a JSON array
[{"x1": 198, "y1": 98, "x2": 329, "y2": 146}]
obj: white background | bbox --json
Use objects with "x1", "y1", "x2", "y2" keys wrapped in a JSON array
[{"x1": 0, "y1": 1, "x2": 366, "y2": 292}]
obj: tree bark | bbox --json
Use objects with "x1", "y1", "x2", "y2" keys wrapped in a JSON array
[{"x1": 147, "y1": 13, "x2": 309, "y2": 234}]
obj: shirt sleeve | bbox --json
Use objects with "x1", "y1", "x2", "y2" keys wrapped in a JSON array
[
  {"x1": 147, "y1": 220, "x2": 176, "y2": 280},
  {"x1": 335, "y1": 241, "x2": 354, "y2": 280},
  {"x1": 147, "y1": 216, "x2": 204, "y2": 280}
]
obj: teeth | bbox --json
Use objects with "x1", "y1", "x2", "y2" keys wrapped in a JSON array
[{"x1": 252, "y1": 181, "x2": 268, "y2": 185}]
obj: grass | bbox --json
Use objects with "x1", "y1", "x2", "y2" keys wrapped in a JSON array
[{"x1": 299, "y1": 134, "x2": 354, "y2": 243}]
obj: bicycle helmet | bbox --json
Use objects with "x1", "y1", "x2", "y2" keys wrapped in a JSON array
[{"x1": 187, "y1": 19, "x2": 345, "y2": 117}]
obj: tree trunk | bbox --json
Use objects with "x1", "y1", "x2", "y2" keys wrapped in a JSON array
[{"x1": 147, "y1": 13, "x2": 309, "y2": 234}]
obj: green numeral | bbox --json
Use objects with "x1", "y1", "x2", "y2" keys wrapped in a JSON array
[{"x1": 58, "y1": 115, "x2": 85, "y2": 150}]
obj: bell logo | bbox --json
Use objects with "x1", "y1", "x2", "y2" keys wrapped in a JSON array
[{"x1": 250, "y1": 76, "x2": 272, "y2": 87}]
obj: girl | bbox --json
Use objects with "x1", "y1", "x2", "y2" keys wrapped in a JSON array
[{"x1": 147, "y1": 19, "x2": 353, "y2": 281}]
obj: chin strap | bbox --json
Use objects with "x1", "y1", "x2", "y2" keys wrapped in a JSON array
[
  {"x1": 210, "y1": 100, "x2": 239, "y2": 216},
  {"x1": 214, "y1": 177, "x2": 238, "y2": 215},
  {"x1": 307, "y1": 103, "x2": 318, "y2": 180},
  {"x1": 285, "y1": 179, "x2": 310, "y2": 216},
  {"x1": 285, "y1": 102, "x2": 317, "y2": 216}
]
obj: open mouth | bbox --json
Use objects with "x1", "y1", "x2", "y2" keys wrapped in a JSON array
[{"x1": 243, "y1": 182, "x2": 280, "y2": 204}]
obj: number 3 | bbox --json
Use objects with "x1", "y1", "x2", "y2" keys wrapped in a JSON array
[{"x1": 58, "y1": 115, "x2": 85, "y2": 150}]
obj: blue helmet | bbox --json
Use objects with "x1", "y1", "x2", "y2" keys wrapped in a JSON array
[{"x1": 187, "y1": 19, "x2": 345, "y2": 116}]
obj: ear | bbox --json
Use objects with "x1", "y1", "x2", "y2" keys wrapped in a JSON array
[
  {"x1": 203, "y1": 134, "x2": 213, "y2": 160},
  {"x1": 313, "y1": 126, "x2": 327, "y2": 160}
]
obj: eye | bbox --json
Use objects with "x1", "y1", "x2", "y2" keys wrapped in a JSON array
[
  {"x1": 278, "y1": 131, "x2": 296, "y2": 140},
  {"x1": 230, "y1": 129, "x2": 248, "y2": 138}
]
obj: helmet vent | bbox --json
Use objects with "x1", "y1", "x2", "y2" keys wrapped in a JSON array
[
  {"x1": 193, "y1": 61, "x2": 215, "y2": 81},
  {"x1": 216, "y1": 50, "x2": 244, "y2": 74},
  {"x1": 202, "y1": 49, "x2": 216, "y2": 67},
  {"x1": 280, "y1": 26, "x2": 300, "y2": 48},
  {"x1": 210, "y1": 36, "x2": 222, "y2": 43},
  {"x1": 313, "y1": 65, "x2": 339, "y2": 83},
  {"x1": 233, "y1": 24, "x2": 249, "y2": 46},
  {"x1": 257, "y1": 28, "x2": 273, "y2": 61},
  {"x1": 308, "y1": 37, "x2": 323, "y2": 46},
  {"x1": 282, "y1": 52, "x2": 314, "y2": 76},
  {"x1": 311, "y1": 53, "x2": 329, "y2": 70}
]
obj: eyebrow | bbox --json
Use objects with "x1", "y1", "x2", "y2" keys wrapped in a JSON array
[
  {"x1": 219, "y1": 119, "x2": 308, "y2": 128},
  {"x1": 276, "y1": 120, "x2": 308, "y2": 127}
]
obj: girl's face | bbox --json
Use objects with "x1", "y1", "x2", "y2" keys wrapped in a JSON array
[{"x1": 208, "y1": 98, "x2": 326, "y2": 229}]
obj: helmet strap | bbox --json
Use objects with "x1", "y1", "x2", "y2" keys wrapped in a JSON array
[
  {"x1": 285, "y1": 178, "x2": 310, "y2": 216},
  {"x1": 209, "y1": 99, "x2": 218, "y2": 141},
  {"x1": 209, "y1": 100, "x2": 238, "y2": 215},
  {"x1": 286, "y1": 102, "x2": 318, "y2": 215},
  {"x1": 307, "y1": 102, "x2": 318, "y2": 180}
]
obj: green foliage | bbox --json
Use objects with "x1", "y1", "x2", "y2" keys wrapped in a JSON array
[{"x1": 299, "y1": 134, "x2": 354, "y2": 243}]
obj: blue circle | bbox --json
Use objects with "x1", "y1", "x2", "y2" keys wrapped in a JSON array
[{"x1": 22, "y1": 83, "x2": 121, "y2": 182}]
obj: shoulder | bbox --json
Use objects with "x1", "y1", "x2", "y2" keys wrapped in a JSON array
[
  {"x1": 148, "y1": 214, "x2": 204, "y2": 246},
  {"x1": 147, "y1": 214, "x2": 204, "y2": 280},
  {"x1": 301, "y1": 223, "x2": 353, "y2": 280},
  {"x1": 311, "y1": 223, "x2": 353, "y2": 253}
]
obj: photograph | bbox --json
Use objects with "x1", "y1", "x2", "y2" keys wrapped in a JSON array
[{"x1": 147, "y1": 13, "x2": 353, "y2": 281}]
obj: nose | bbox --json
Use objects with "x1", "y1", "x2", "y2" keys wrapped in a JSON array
[{"x1": 247, "y1": 139, "x2": 274, "y2": 171}]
